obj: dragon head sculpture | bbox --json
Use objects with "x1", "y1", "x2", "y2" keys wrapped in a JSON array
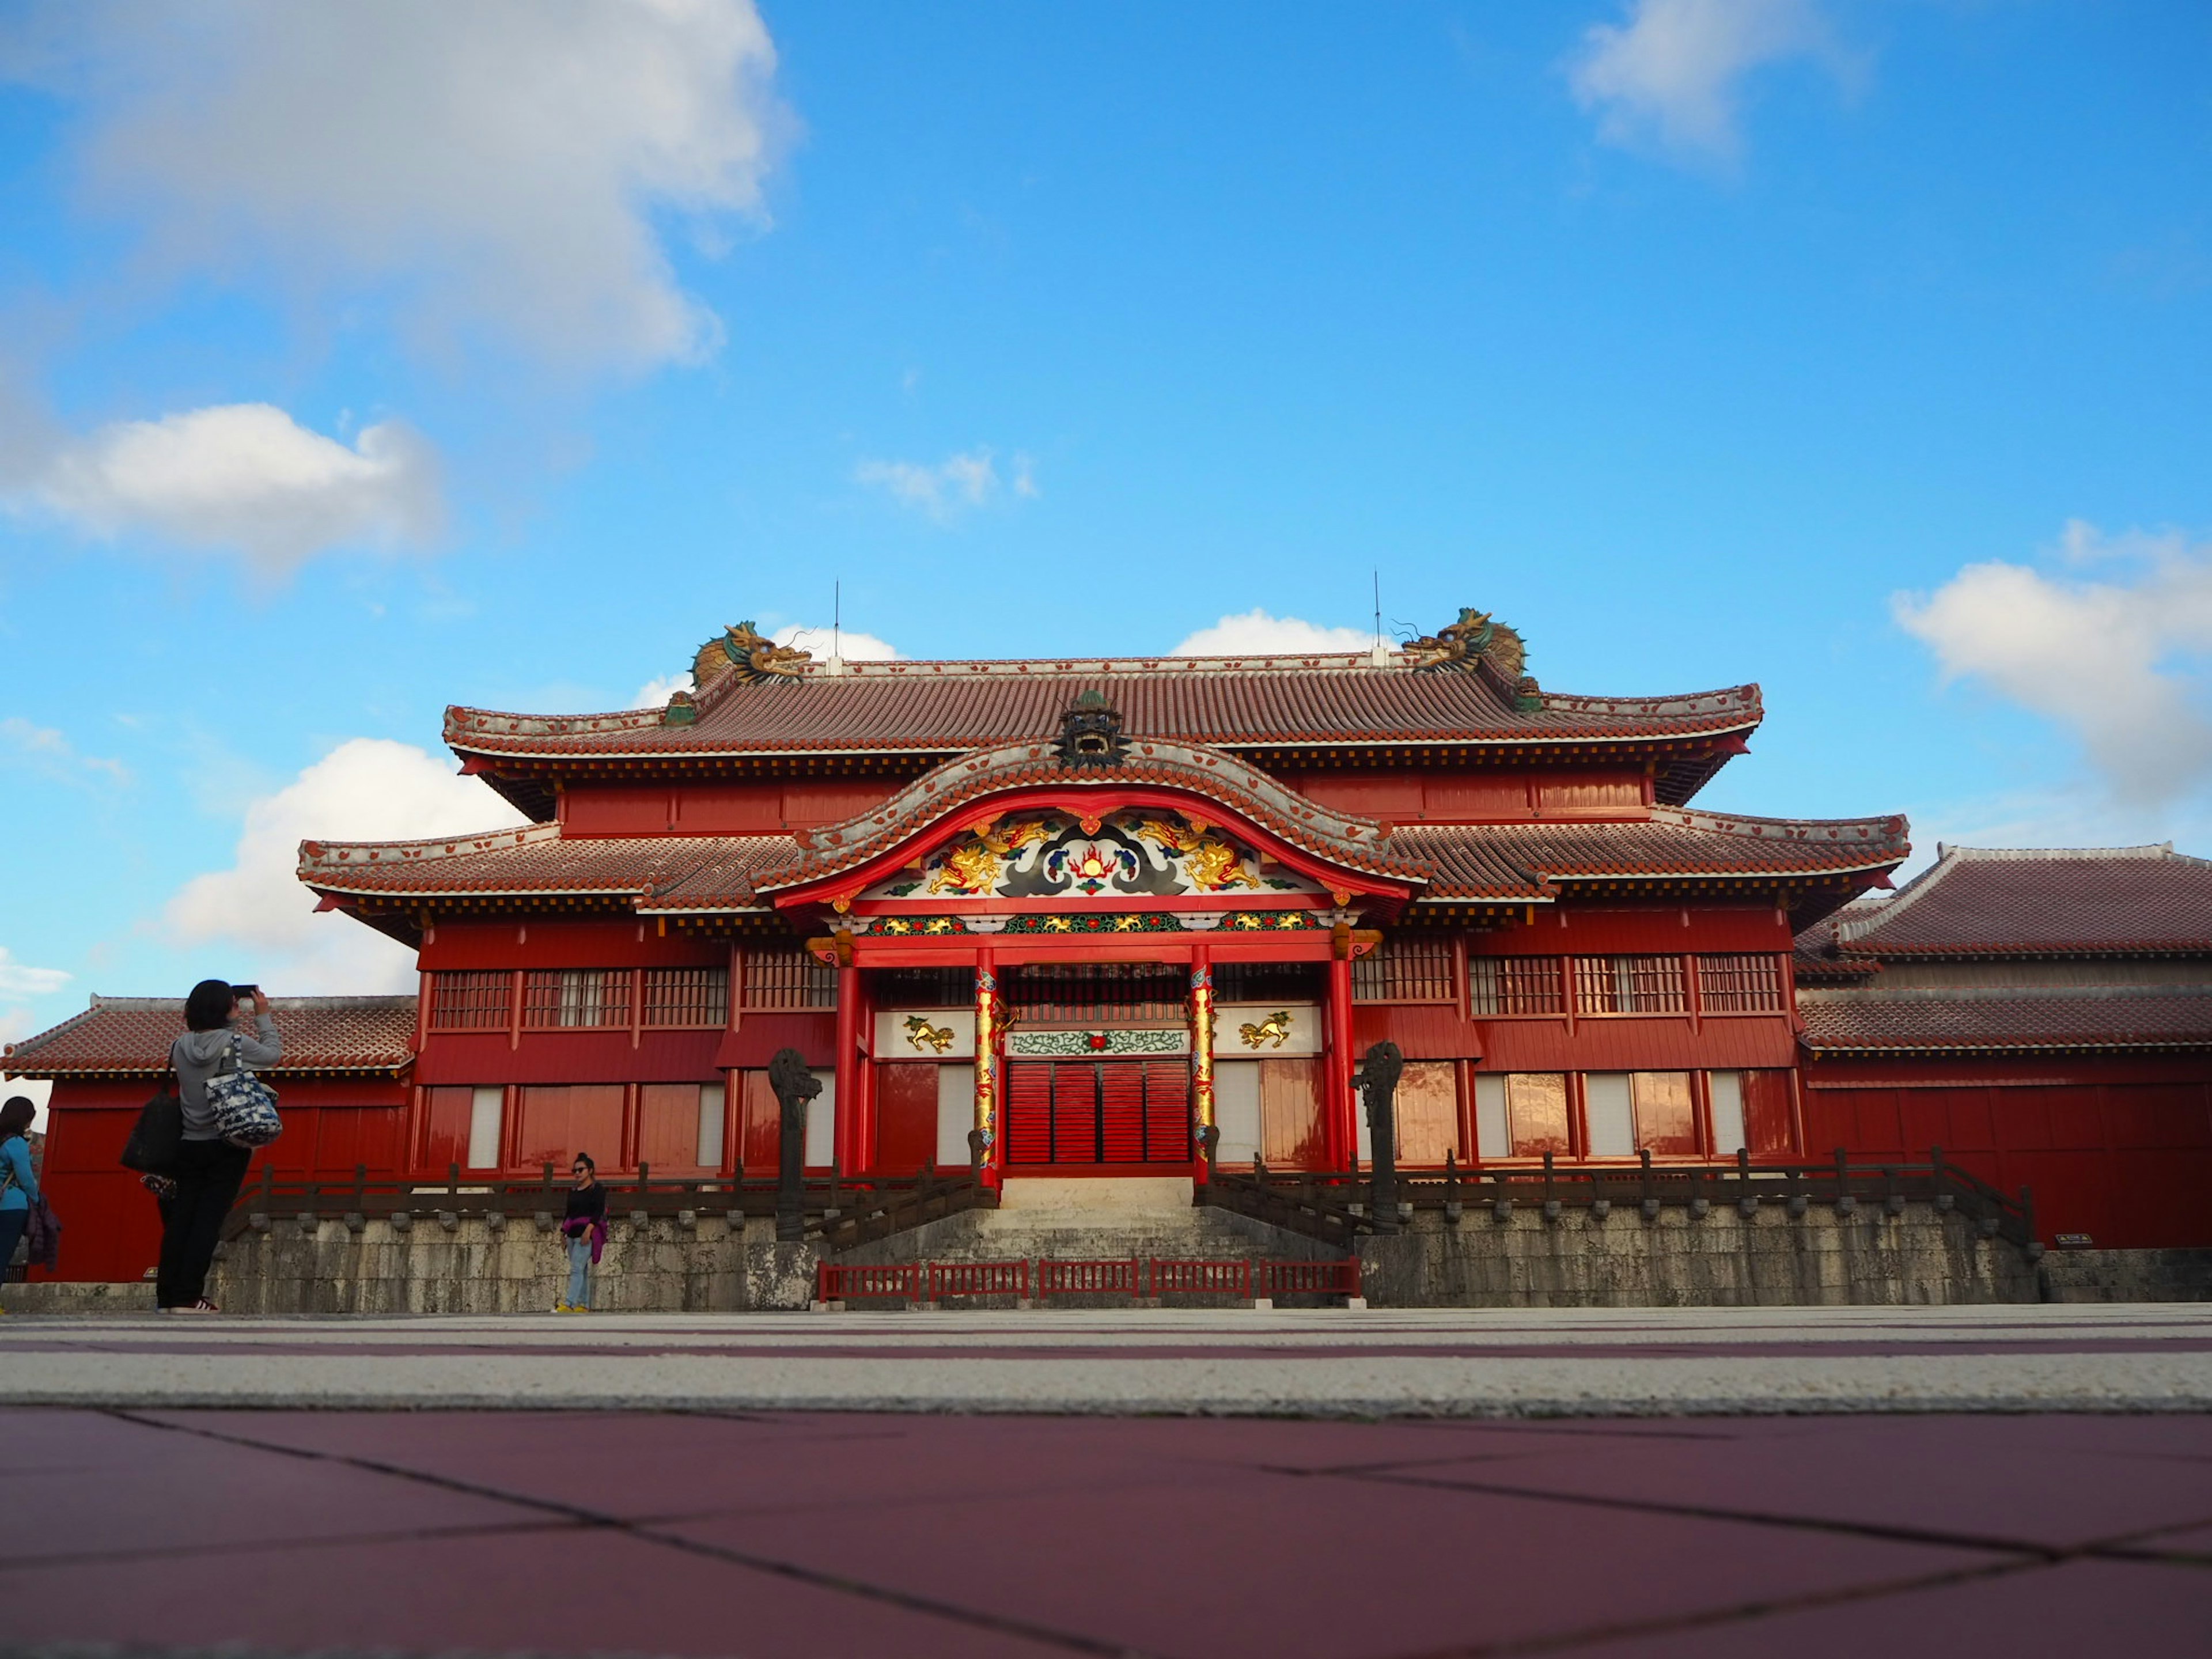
[{"x1": 690, "y1": 620, "x2": 814, "y2": 692}]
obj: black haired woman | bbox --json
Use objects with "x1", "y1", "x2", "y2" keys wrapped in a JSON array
[
  {"x1": 160, "y1": 980, "x2": 281, "y2": 1313},
  {"x1": 0, "y1": 1095, "x2": 40, "y2": 1298},
  {"x1": 558, "y1": 1153, "x2": 608, "y2": 1313}
]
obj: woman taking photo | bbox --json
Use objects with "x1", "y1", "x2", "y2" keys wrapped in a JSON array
[
  {"x1": 160, "y1": 980, "x2": 281, "y2": 1313},
  {"x1": 559, "y1": 1153, "x2": 608, "y2": 1313}
]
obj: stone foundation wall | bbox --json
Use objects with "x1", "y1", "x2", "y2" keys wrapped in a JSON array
[
  {"x1": 206, "y1": 1214, "x2": 821, "y2": 1315},
  {"x1": 2037, "y1": 1248, "x2": 2212, "y2": 1303},
  {"x1": 1354, "y1": 1199, "x2": 2040, "y2": 1308}
]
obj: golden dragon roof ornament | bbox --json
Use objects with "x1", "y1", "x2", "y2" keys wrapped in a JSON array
[{"x1": 1406, "y1": 607, "x2": 1540, "y2": 709}]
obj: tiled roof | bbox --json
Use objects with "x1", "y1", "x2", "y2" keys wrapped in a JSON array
[
  {"x1": 445, "y1": 660, "x2": 1764, "y2": 772},
  {"x1": 1835, "y1": 844, "x2": 2212, "y2": 958},
  {"x1": 1399, "y1": 807, "x2": 1909, "y2": 900},
  {"x1": 297, "y1": 800, "x2": 1905, "y2": 917},
  {"x1": 1801, "y1": 987, "x2": 2212, "y2": 1055},
  {"x1": 3, "y1": 996, "x2": 418, "y2": 1078},
  {"x1": 297, "y1": 824, "x2": 789, "y2": 903}
]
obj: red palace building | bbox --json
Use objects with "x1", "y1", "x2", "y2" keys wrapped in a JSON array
[{"x1": 12, "y1": 609, "x2": 2210, "y2": 1280}]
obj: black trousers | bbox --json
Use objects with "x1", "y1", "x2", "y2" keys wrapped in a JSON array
[{"x1": 157, "y1": 1139, "x2": 251, "y2": 1308}]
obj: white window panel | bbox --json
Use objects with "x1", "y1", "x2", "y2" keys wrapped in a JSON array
[
  {"x1": 1584, "y1": 1073, "x2": 1635, "y2": 1158},
  {"x1": 466, "y1": 1086, "x2": 503, "y2": 1171},
  {"x1": 1473, "y1": 1074, "x2": 1508, "y2": 1162},
  {"x1": 1709, "y1": 1072, "x2": 1746, "y2": 1158},
  {"x1": 935, "y1": 1065, "x2": 977, "y2": 1168},
  {"x1": 696, "y1": 1080, "x2": 726, "y2": 1169},
  {"x1": 1213, "y1": 1060, "x2": 1262, "y2": 1164},
  {"x1": 806, "y1": 1069, "x2": 837, "y2": 1169}
]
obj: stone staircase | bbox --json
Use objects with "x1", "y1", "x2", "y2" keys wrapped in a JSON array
[{"x1": 832, "y1": 1175, "x2": 1346, "y2": 1305}]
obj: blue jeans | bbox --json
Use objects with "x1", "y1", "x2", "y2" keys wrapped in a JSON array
[{"x1": 566, "y1": 1234, "x2": 592, "y2": 1308}]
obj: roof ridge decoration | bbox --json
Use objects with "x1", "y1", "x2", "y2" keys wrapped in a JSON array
[
  {"x1": 1056, "y1": 688, "x2": 1127, "y2": 769},
  {"x1": 1406, "y1": 608, "x2": 1542, "y2": 711},
  {"x1": 300, "y1": 821, "x2": 563, "y2": 870},
  {"x1": 1650, "y1": 804, "x2": 1910, "y2": 846},
  {"x1": 1934, "y1": 842, "x2": 2186, "y2": 863}
]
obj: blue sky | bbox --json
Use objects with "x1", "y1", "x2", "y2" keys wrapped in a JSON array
[{"x1": 3, "y1": 0, "x2": 2210, "y2": 1051}]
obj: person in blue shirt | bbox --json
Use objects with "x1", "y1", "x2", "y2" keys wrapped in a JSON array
[{"x1": 0, "y1": 1095, "x2": 41, "y2": 1288}]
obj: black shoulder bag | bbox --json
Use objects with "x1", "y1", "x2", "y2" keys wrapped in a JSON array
[{"x1": 120, "y1": 1069, "x2": 185, "y2": 1175}]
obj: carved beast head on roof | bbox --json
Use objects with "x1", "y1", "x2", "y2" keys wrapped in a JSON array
[
  {"x1": 1406, "y1": 607, "x2": 1527, "y2": 680},
  {"x1": 1056, "y1": 688, "x2": 1127, "y2": 770},
  {"x1": 691, "y1": 621, "x2": 813, "y2": 692}
]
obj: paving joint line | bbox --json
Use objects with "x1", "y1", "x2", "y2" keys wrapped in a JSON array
[{"x1": 104, "y1": 1410, "x2": 1161, "y2": 1659}]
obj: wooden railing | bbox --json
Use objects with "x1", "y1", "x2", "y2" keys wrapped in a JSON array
[
  {"x1": 1203, "y1": 1147, "x2": 2039, "y2": 1255},
  {"x1": 816, "y1": 1256, "x2": 1360, "y2": 1305},
  {"x1": 220, "y1": 1160, "x2": 994, "y2": 1245}
]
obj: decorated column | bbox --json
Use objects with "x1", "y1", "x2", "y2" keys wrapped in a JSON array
[
  {"x1": 972, "y1": 953, "x2": 1001, "y2": 1188},
  {"x1": 1325, "y1": 952, "x2": 1357, "y2": 1169},
  {"x1": 1189, "y1": 948, "x2": 1216, "y2": 1180}
]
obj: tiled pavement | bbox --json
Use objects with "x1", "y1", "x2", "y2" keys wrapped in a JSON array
[{"x1": 2, "y1": 1407, "x2": 2210, "y2": 1657}]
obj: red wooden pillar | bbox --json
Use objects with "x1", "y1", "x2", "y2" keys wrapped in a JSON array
[
  {"x1": 833, "y1": 960, "x2": 860, "y2": 1176},
  {"x1": 1325, "y1": 953, "x2": 1357, "y2": 1169}
]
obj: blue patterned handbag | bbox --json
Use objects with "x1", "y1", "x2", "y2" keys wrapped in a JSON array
[{"x1": 209, "y1": 1030, "x2": 283, "y2": 1149}]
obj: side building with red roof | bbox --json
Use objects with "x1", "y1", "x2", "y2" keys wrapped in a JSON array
[
  {"x1": 1798, "y1": 845, "x2": 2212, "y2": 1248},
  {"x1": 3, "y1": 997, "x2": 416, "y2": 1281}
]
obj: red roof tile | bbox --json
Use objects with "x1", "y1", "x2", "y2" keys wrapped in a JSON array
[
  {"x1": 298, "y1": 824, "x2": 787, "y2": 903},
  {"x1": 3, "y1": 996, "x2": 418, "y2": 1078},
  {"x1": 1801, "y1": 987, "x2": 2212, "y2": 1054},
  {"x1": 1399, "y1": 807, "x2": 1908, "y2": 900},
  {"x1": 1836, "y1": 845, "x2": 2212, "y2": 957},
  {"x1": 297, "y1": 800, "x2": 1905, "y2": 917},
  {"x1": 445, "y1": 658, "x2": 1763, "y2": 778}
]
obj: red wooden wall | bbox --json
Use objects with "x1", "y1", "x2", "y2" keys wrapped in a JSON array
[
  {"x1": 33, "y1": 1077, "x2": 410, "y2": 1283},
  {"x1": 1803, "y1": 1056, "x2": 2212, "y2": 1248}
]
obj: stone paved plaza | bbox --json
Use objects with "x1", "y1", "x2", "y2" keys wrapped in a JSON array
[{"x1": 2, "y1": 1305, "x2": 2210, "y2": 1656}]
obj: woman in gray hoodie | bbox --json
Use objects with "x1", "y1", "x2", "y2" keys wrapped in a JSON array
[{"x1": 158, "y1": 979, "x2": 281, "y2": 1312}]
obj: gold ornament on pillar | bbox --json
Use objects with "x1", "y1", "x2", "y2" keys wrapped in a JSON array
[
  {"x1": 1189, "y1": 964, "x2": 1216, "y2": 1136},
  {"x1": 972, "y1": 967, "x2": 1000, "y2": 1164}
]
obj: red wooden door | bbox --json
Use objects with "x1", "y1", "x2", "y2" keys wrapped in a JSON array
[
  {"x1": 874, "y1": 1062, "x2": 940, "y2": 1174},
  {"x1": 1005, "y1": 1059, "x2": 1190, "y2": 1165}
]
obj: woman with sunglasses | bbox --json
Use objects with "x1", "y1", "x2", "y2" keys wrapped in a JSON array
[{"x1": 558, "y1": 1153, "x2": 608, "y2": 1313}]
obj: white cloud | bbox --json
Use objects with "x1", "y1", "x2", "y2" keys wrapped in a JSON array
[
  {"x1": 1569, "y1": 0, "x2": 1849, "y2": 164},
  {"x1": 16, "y1": 402, "x2": 441, "y2": 571},
  {"x1": 1895, "y1": 522, "x2": 2212, "y2": 804},
  {"x1": 774, "y1": 624, "x2": 900, "y2": 662},
  {"x1": 0, "y1": 948, "x2": 70, "y2": 1000},
  {"x1": 1171, "y1": 609, "x2": 1378, "y2": 657},
  {"x1": 165, "y1": 737, "x2": 527, "y2": 993},
  {"x1": 855, "y1": 449, "x2": 1033, "y2": 522},
  {"x1": 628, "y1": 623, "x2": 902, "y2": 705},
  {"x1": 20, "y1": 0, "x2": 784, "y2": 374},
  {"x1": 0, "y1": 716, "x2": 129, "y2": 784}
]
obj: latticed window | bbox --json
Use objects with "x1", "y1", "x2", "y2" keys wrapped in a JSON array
[
  {"x1": 1696, "y1": 953, "x2": 1785, "y2": 1014},
  {"x1": 1573, "y1": 955, "x2": 1687, "y2": 1016},
  {"x1": 1351, "y1": 935, "x2": 1457, "y2": 1004},
  {"x1": 429, "y1": 971, "x2": 512, "y2": 1031},
  {"x1": 642, "y1": 967, "x2": 729, "y2": 1028},
  {"x1": 522, "y1": 969, "x2": 632, "y2": 1029},
  {"x1": 1467, "y1": 956, "x2": 1566, "y2": 1017},
  {"x1": 740, "y1": 948, "x2": 836, "y2": 1009}
]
